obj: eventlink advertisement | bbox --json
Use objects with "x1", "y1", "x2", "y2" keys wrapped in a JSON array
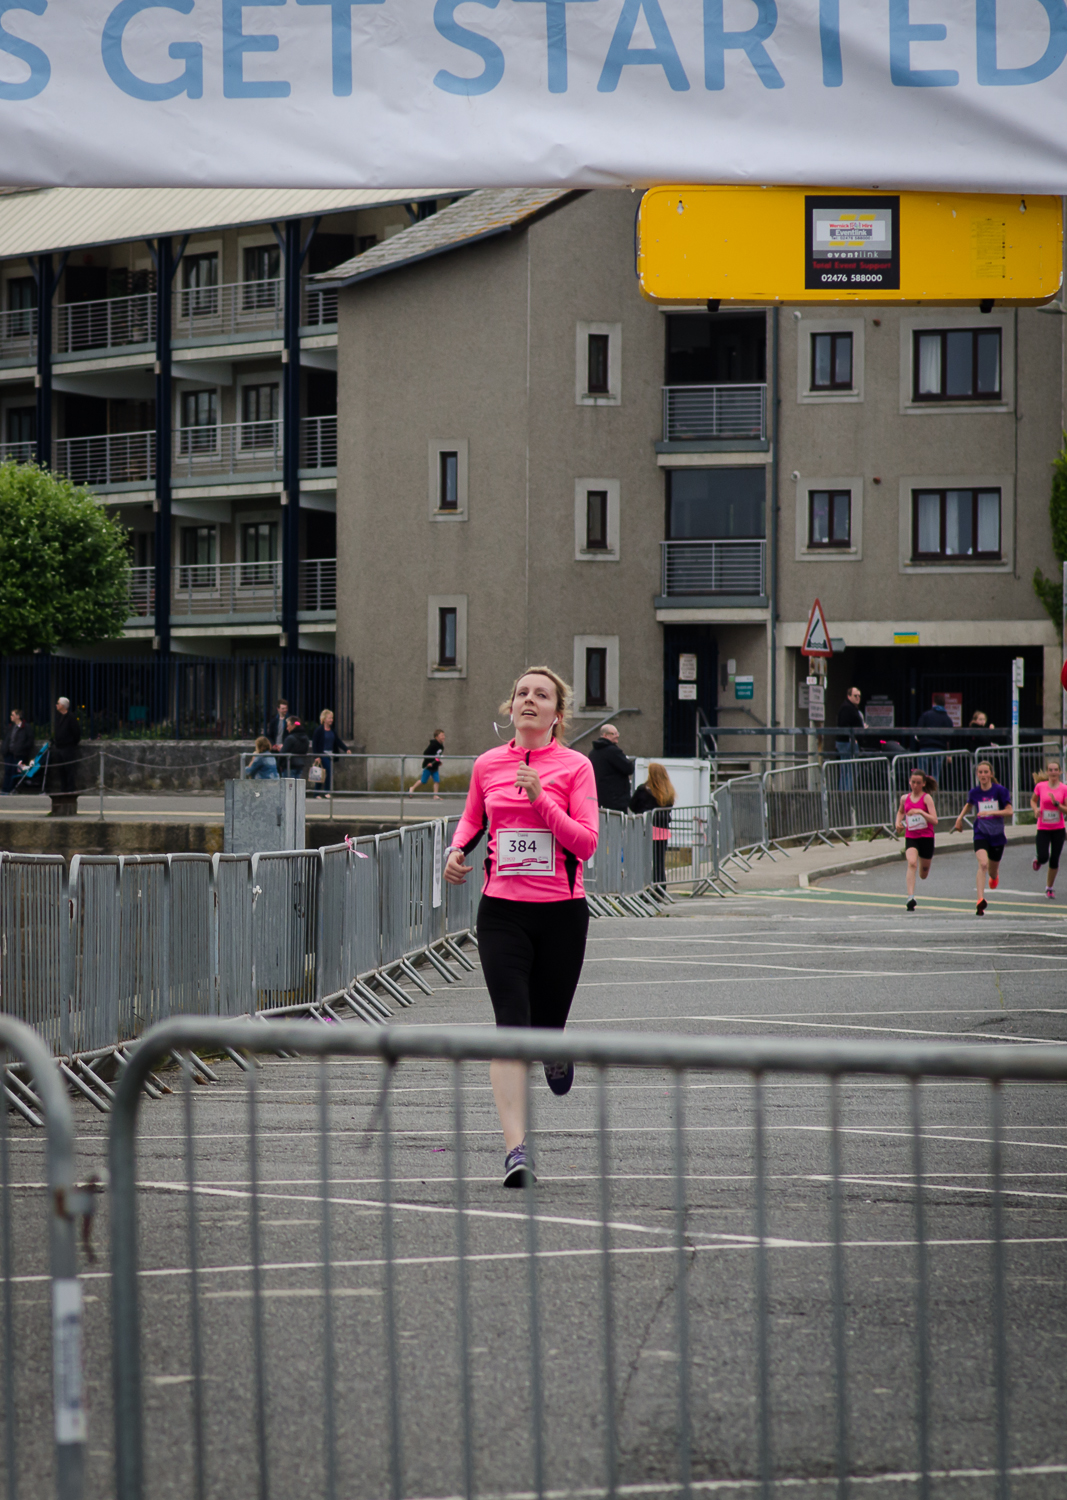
[{"x1": 1, "y1": 0, "x2": 1067, "y2": 187}]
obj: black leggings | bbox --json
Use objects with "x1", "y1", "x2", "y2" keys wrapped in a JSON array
[
  {"x1": 476, "y1": 894, "x2": 589, "y2": 1029},
  {"x1": 1035, "y1": 828, "x2": 1066, "y2": 870}
]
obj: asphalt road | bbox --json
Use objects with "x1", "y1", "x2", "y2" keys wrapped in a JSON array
[{"x1": 5, "y1": 884, "x2": 1067, "y2": 1500}]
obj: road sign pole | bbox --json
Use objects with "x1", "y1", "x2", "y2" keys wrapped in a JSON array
[{"x1": 1011, "y1": 658, "x2": 1023, "y2": 817}]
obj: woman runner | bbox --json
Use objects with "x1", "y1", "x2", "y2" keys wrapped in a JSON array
[
  {"x1": 1030, "y1": 760, "x2": 1067, "y2": 899},
  {"x1": 953, "y1": 760, "x2": 1013, "y2": 915},
  {"x1": 444, "y1": 667, "x2": 598, "y2": 1188},
  {"x1": 895, "y1": 768, "x2": 937, "y2": 911}
]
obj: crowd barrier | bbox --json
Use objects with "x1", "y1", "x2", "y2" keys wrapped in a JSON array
[{"x1": 107, "y1": 1016, "x2": 1066, "y2": 1500}]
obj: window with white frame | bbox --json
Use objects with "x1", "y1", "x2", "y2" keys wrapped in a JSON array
[
  {"x1": 911, "y1": 488, "x2": 1001, "y2": 561},
  {"x1": 574, "y1": 479, "x2": 620, "y2": 560},
  {"x1": 427, "y1": 595, "x2": 468, "y2": 677},
  {"x1": 575, "y1": 322, "x2": 621, "y2": 406},
  {"x1": 808, "y1": 489, "x2": 851, "y2": 548},
  {"x1": 573, "y1": 636, "x2": 619, "y2": 714},
  {"x1": 913, "y1": 328, "x2": 1001, "y2": 401},
  {"x1": 811, "y1": 332, "x2": 853, "y2": 390},
  {"x1": 797, "y1": 316, "x2": 864, "y2": 404},
  {"x1": 428, "y1": 439, "x2": 468, "y2": 519}
]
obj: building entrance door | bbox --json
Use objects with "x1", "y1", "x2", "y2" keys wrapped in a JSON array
[{"x1": 663, "y1": 625, "x2": 717, "y2": 756}]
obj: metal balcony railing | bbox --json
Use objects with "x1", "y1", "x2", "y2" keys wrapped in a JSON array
[
  {"x1": 56, "y1": 293, "x2": 155, "y2": 354},
  {"x1": 127, "y1": 560, "x2": 337, "y2": 624},
  {"x1": 301, "y1": 414, "x2": 336, "y2": 469},
  {"x1": 54, "y1": 430, "x2": 155, "y2": 487},
  {"x1": 173, "y1": 279, "x2": 283, "y2": 340},
  {"x1": 0, "y1": 305, "x2": 38, "y2": 362},
  {"x1": 174, "y1": 421, "x2": 281, "y2": 477},
  {"x1": 0, "y1": 440, "x2": 36, "y2": 466},
  {"x1": 660, "y1": 538, "x2": 766, "y2": 598},
  {"x1": 662, "y1": 384, "x2": 766, "y2": 442},
  {"x1": 299, "y1": 558, "x2": 336, "y2": 612},
  {"x1": 302, "y1": 283, "x2": 338, "y2": 327}
]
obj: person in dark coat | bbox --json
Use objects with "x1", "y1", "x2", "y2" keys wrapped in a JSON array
[
  {"x1": 589, "y1": 724, "x2": 635, "y2": 811},
  {"x1": 915, "y1": 693, "x2": 955, "y2": 780},
  {"x1": 1, "y1": 709, "x2": 34, "y2": 794},
  {"x1": 266, "y1": 700, "x2": 290, "y2": 752},
  {"x1": 409, "y1": 729, "x2": 446, "y2": 799},
  {"x1": 50, "y1": 697, "x2": 82, "y2": 795},
  {"x1": 309, "y1": 708, "x2": 348, "y2": 796},
  {"x1": 280, "y1": 717, "x2": 310, "y2": 779}
]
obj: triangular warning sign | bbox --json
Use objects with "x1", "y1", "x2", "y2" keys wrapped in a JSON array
[{"x1": 801, "y1": 598, "x2": 833, "y2": 657}]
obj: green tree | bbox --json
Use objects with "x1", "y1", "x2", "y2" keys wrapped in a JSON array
[
  {"x1": 1034, "y1": 438, "x2": 1067, "y2": 628},
  {"x1": 0, "y1": 461, "x2": 131, "y2": 653}
]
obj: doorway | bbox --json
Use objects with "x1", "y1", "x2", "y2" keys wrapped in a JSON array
[{"x1": 663, "y1": 625, "x2": 717, "y2": 756}]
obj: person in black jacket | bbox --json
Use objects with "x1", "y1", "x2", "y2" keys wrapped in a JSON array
[
  {"x1": 915, "y1": 693, "x2": 955, "y2": 781},
  {"x1": 590, "y1": 724, "x2": 635, "y2": 810},
  {"x1": 408, "y1": 729, "x2": 446, "y2": 799},
  {"x1": 265, "y1": 700, "x2": 290, "y2": 752},
  {"x1": 629, "y1": 762, "x2": 675, "y2": 885},
  {"x1": 280, "y1": 717, "x2": 309, "y2": 778},
  {"x1": 50, "y1": 697, "x2": 82, "y2": 795},
  {"x1": 1, "y1": 709, "x2": 34, "y2": 794},
  {"x1": 309, "y1": 708, "x2": 348, "y2": 797}
]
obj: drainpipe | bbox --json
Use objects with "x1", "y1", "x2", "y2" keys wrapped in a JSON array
[
  {"x1": 153, "y1": 237, "x2": 174, "y2": 658},
  {"x1": 34, "y1": 254, "x2": 54, "y2": 468},
  {"x1": 281, "y1": 219, "x2": 304, "y2": 651},
  {"x1": 769, "y1": 305, "x2": 780, "y2": 762}
]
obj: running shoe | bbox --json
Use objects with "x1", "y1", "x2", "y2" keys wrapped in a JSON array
[
  {"x1": 976, "y1": 899, "x2": 988, "y2": 916},
  {"x1": 1034, "y1": 859, "x2": 1042, "y2": 872},
  {"x1": 988, "y1": 872, "x2": 999, "y2": 890},
  {"x1": 544, "y1": 1060, "x2": 574, "y2": 1096},
  {"x1": 906, "y1": 898, "x2": 917, "y2": 912},
  {"x1": 502, "y1": 1142, "x2": 536, "y2": 1189},
  {"x1": 1048, "y1": 888, "x2": 1057, "y2": 900}
]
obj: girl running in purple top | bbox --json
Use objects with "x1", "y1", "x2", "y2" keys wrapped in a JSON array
[
  {"x1": 444, "y1": 667, "x2": 599, "y2": 1188},
  {"x1": 953, "y1": 760, "x2": 1013, "y2": 916},
  {"x1": 895, "y1": 769, "x2": 937, "y2": 911},
  {"x1": 1030, "y1": 759, "x2": 1067, "y2": 899}
]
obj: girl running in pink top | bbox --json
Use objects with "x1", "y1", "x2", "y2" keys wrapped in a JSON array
[
  {"x1": 895, "y1": 769, "x2": 938, "y2": 911},
  {"x1": 1030, "y1": 760, "x2": 1067, "y2": 899},
  {"x1": 444, "y1": 667, "x2": 598, "y2": 1188}
]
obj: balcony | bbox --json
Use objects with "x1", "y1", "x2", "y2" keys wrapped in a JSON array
[
  {"x1": 0, "y1": 440, "x2": 35, "y2": 466},
  {"x1": 173, "y1": 279, "x2": 283, "y2": 342},
  {"x1": 174, "y1": 420, "x2": 282, "y2": 479},
  {"x1": 56, "y1": 293, "x2": 155, "y2": 355},
  {"x1": 660, "y1": 539, "x2": 766, "y2": 600},
  {"x1": 127, "y1": 559, "x2": 336, "y2": 626},
  {"x1": 55, "y1": 430, "x2": 155, "y2": 487},
  {"x1": 0, "y1": 306, "x2": 38, "y2": 363},
  {"x1": 662, "y1": 384, "x2": 766, "y2": 443},
  {"x1": 300, "y1": 415, "x2": 336, "y2": 469},
  {"x1": 51, "y1": 417, "x2": 334, "y2": 490},
  {"x1": 302, "y1": 283, "x2": 338, "y2": 328}
]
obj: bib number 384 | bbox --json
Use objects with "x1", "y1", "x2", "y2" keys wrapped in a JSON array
[{"x1": 498, "y1": 829, "x2": 555, "y2": 876}]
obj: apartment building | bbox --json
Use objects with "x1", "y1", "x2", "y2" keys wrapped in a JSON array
[
  {"x1": 0, "y1": 186, "x2": 452, "y2": 670},
  {"x1": 317, "y1": 188, "x2": 1062, "y2": 757}
]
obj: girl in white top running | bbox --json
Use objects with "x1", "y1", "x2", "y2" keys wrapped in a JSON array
[{"x1": 895, "y1": 769, "x2": 938, "y2": 911}]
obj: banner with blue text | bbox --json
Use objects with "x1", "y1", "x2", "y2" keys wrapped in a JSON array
[{"x1": 2, "y1": 0, "x2": 1067, "y2": 190}]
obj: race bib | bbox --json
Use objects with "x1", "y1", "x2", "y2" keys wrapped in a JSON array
[
  {"x1": 906, "y1": 811, "x2": 927, "y2": 832},
  {"x1": 497, "y1": 829, "x2": 555, "y2": 876},
  {"x1": 1040, "y1": 810, "x2": 1062, "y2": 827},
  {"x1": 978, "y1": 798, "x2": 999, "y2": 817}
]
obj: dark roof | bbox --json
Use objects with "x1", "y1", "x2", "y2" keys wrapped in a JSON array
[{"x1": 311, "y1": 187, "x2": 580, "y2": 287}]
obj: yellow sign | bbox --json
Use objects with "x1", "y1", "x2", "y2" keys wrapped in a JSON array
[
  {"x1": 894, "y1": 632, "x2": 920, "y2": 646},
  {"x1": 637, "y1": 187, "x2": 1062, "y2": 306}
]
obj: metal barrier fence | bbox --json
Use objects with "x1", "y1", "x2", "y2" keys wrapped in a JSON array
[
  {"x1": 662, "y1": 804, "x2": 728, "y2": 895},
  {"x1": 0, "y1": 1015, "x2": 87, "y2": 1500},
  {"x1": 108, "y1": 1016, "x2": 1067, "y2": 1500}
]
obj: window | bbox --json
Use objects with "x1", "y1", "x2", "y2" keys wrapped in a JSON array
[
  {"x1": 585, "y1": 490, "x2": 609, "y2": 550},
  {"x1": 808, "y1": 490, "x2": 851, "y2": 547},
  {"x1": 667, "y1": 468, "x2": 765, "y2": 539},
  {"x1": 912, "y1": 489, "x2": 1001, "y2": 560},
  {"x1": 241, "y1": 384, "x2": 279, "y2": 450},
  {"x1": 438, "y1": 451, "x2": 458, "y2": 510},
  {"x1": 5, "y1": 407, "x2": 35, "y2": 447},
  {"x1": 242, "y1": 245, "x2": 281, "y2": 310},
  {"x1": 666, "y1": 313, "x2": 766, "y2": 384},
  {"x1": 811, "y1": 332, "x2": 853, "y2": 390},
  {"x1": 587, "y1": 333, "x2": 610, "y2": 394},
  {"x1": 437, "y1": 607, "x2": 458, "y2": 668},
  {"x1": 241, "y1": 521, "x2": 278, "y2": 586},
  {"x1": 914, "y1": 329, "x2": 1001, "y2": 400},
  {"x1": 181, "y1": 253, "x2": 219, "y2": 318},
  {"x1": 584, "y1": 647, "x2": 608, "y2": 708},
  {"x1": 179, "y1": 525, "x2": 216, "y2": 587},
  {"x1": 6, "y1": 275, "x2": 36, "y2": 337},
  {"x1": 179, "y1": 389, "x2": 217, "y2": 454}
]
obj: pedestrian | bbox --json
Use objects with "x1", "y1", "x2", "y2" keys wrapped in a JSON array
[
  {"x1": 953, "y1": 760, "x2": 1012, "y2": 916},
  {"x1": 266, "y1": 699, "x2": 289, "y2": 753},
  {"x1": 835, "y1": 686, "x2": 866, "y2": 759},
  {"x1": 589, "y1": 723, "x2": 635, "y2": 810},
  {"x1": 1030, "y1": 759, "x2": 1067, "y2": 899},
  {"x1": 1, "y1": 709, "x2": 34, "y2": 795},
  {"x1": 969, "y1": 710, "x2": 992, "y2": 730},
  {"x1": 244, "y1": 736, "x2": 279, "y2": 779},
  {"x1": 443, "y1": 666, "x2": 598, "y2": 1189},
  {"x1": 915, "y1": 693, "x2": 954, "y2": 782},
  {"x1": 409, "y1": 729, "x2": 446, "y2": 799},
  {"x1": 50, "y1": 696, "x2": 82, "y2": 796},
  {"x1": 629, "y1": 762, "x2": 674, "y2": 885},
  {"x1": 310, "y1": 708, "x2": 348, "y2": 797},
  {"x1": 280, "y1": 716, "x2": 309, "y2": 779},
  {"x1": 895, "y1": 768, "x2": 938, "y2": 911}
]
